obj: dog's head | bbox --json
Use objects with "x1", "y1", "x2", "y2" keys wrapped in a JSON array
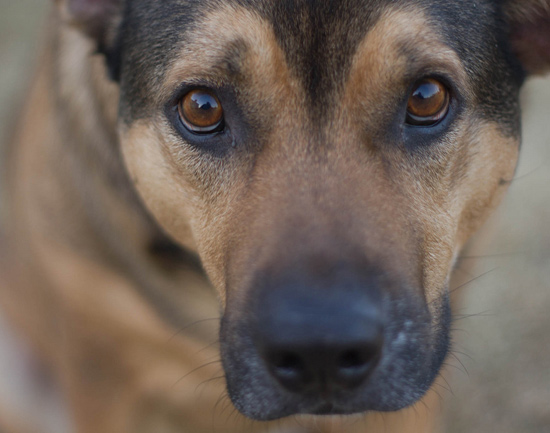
[{"x1": 58, "y1": 0, "x2": 550, "y2": 420}]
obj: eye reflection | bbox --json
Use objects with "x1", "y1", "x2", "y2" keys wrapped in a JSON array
[
  {"x1": 178, "y1": 89, "x2": 224, "y2": 133},
  {"x1": 406, "y1": 78, "x2": 449, "y2": 126}
]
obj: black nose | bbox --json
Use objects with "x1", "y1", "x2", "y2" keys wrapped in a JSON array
[{"x1": 254, "y1": 280, "x2": 384, "y2": 394}]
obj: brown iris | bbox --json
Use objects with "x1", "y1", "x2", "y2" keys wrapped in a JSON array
[
  {"x1": 179, "y1": 89, "x2": 224, "y2": 133},
  {"x1": 406, "y1": 78, "x2": 450, "y2": 126}
]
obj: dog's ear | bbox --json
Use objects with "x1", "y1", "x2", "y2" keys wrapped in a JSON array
[
  {"x1": 55, "y1": 0, "x2": 125, "y2": 80},
  {"x1": 55, "y1": 0, "x2": 124, "y2": 46},
  {"x1": 503, "y1": 0, "x2": 550, "y2": 74}
]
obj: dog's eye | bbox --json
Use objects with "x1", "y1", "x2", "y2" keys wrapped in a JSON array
[
  {"x1": 178, "y1": 89, "x2": 224, "y2": 133},
  {"x1": 406, "y1": 78, "x2": 449, "y2": 126}
]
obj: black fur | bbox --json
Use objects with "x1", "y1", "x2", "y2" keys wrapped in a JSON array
[
  {"x1": 84, "y1": 0, "x2": 536, "y2": 421},
  {"x1": 105, "y1": 0, "x2": 525, "y2": 136}
]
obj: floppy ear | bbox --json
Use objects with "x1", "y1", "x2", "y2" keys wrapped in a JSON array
[
  {"x1": 503, "y1": 0, "x2": 550, "y2": 75},
  {"x1": 55, "y1": 0, "x2": 124, "y2": 45}
]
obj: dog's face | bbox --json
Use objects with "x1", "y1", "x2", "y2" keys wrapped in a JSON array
[{"x1": 60, "y1": 0, "x2": 550, "y2": 421}]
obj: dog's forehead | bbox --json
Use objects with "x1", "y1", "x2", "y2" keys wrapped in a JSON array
[
  {"x1": 119, "y1": 0, "x2": 522, "y2": 132},
  {"x1": 262, "y1": 0, "x2": 384, "y2": 103}
]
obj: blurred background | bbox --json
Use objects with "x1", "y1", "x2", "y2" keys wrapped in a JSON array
[{"x1": 0, "y1": 1, "x2": 549, "y2": 432}]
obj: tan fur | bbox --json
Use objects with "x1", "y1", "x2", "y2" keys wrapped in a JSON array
[
  {"x1": 123, "y1": 4, "x2": 307, "y2": 299},
  {"x1": 124, "y1": 4, "x2": 518, "y2": 310},
  {"x1": 341, "y1": 6, "x2": 473, "y2": 305},
  {"x1": 0, "y1": 2, "x2": 525, "y2": 433}
]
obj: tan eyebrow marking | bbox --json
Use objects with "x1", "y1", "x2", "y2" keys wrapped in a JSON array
[
  {"x1": 339, "y1": 6, "x2": 469, "y2": 127},
  {"x1": 162, "y1": 4, "x2": 302, "y2": 105}
]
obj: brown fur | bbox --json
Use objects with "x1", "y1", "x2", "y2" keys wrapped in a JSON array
[
  {"x1": 0, "y1": 9, "x2": 441, "y2": 432},
  {"x1": 123, "y1": 4, "x2": 517, "y2": 318},
  {"x1": 0, "y1": 0, "x2": 548, "y2": 432},
  {"x1": 505, "y1": 0, "x2": 550, "y2": 74}
]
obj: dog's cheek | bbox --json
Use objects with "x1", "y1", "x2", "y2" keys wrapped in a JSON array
[
  {"x1": 395, "y1": 121, "x2": 519, "y2": 309},
  {"x1": 118, "y1": 121, "x2": 246, "y2": 298},
  {"x1": 452, "y1": 122, "x2": 520, "y2": 248},
  {"x1": 418, "y1": 122, "x2": 518, "y2": 312},
  {"x1": 118, "y1": 122, "x2": 200, "y2": 256}
]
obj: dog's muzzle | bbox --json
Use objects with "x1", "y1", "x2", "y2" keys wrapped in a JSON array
[{"x1": 220, "y1": 262, "x2": 450, "y2": 421}]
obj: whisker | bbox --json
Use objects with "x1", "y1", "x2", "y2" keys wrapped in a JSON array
[
  {"x1": 195, "y1": 373, "x2": 225, "y2": 395},
  {"x1": 447, "y1": 351, "x2": 470, "y2": 376},
  {"x1": 438, "y1": 374, "x2": 454, "y2": 396},
  {"x1": 168, "y1": 317, "x2": 220, "y2": 342},
  {"x1": 213, "y1": 391, "x2": 228, "y2": 416},
  {"x1": 499, "y1": 158, "x2": 550, "y2": 185},
  {"x1": 449, "y1": 348, "x2": 474, "y2": 362},
  {"x1": 458, "y1": 251, "x2": 525, "y2": 260},
  {"x1": 452, "y1": 310, "x2": 493, "y2": 322},
  {"x1": 198, "y1": 339, "x2": 220, "y2": 353},
  {"x1": 442, "y1": 360, "x2": 467, "y2": 375},
  {"x1": 448, "y1": 267, "x2": 500, "y2": 295},
  {"x1": 172, "y1": 359, "x2": 221, "y2": 388}
]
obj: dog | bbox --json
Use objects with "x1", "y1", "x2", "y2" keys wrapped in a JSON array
[{"x1": 0, "y1": 0, "x2": 549, "y2": 432}]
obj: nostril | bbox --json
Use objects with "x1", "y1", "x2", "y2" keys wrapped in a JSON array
[
  {"x1": 273, "y1": 351, "x2": 304, "y2": 373},
  {"x1": 338, "y1": 349, "x2": 368, "y2": 370},
  {"x1": 334, "y1": 344, "x2": 381, "y2": 389},
  {"x1": 268, "y1": 351, "x2": 309, "y2": 391}
]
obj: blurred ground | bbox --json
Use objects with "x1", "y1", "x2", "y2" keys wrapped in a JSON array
[{"x1": 0, "y1": 2, "x2": 549, "y2": 432}]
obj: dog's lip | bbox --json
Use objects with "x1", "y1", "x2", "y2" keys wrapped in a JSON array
[
  {"x1": 292, "y1": 392, "x2": 366, "y2": 416},
  {"x1": 307, "y1": 400, "x2": 361, "y2": 416},
  {"x1": 310, "y1": 402, "x2": 335, "y2": 415}
]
